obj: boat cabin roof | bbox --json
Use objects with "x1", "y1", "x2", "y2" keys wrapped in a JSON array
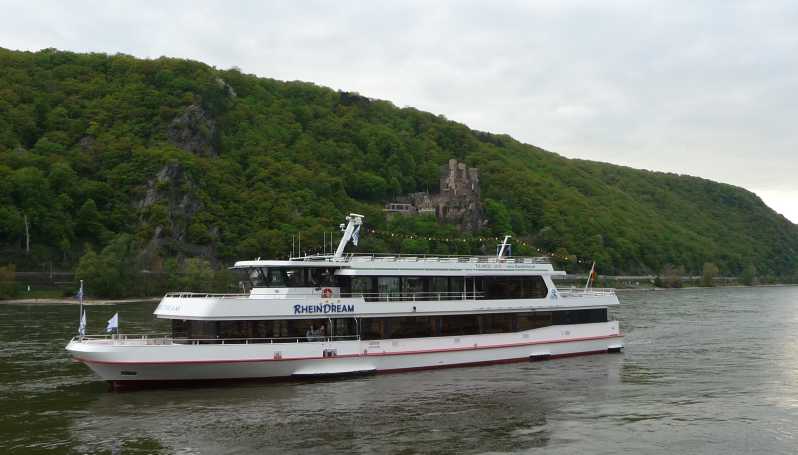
[{"x1": 232, "y1": 254, "x2": 560, "y2": 274}]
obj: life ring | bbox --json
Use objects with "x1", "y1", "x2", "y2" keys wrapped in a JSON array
[{"x1": 321, "y1": 288, "x2": 333, "y2": 299}]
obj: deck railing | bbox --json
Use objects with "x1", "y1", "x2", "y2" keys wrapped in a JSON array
[
  {"x1": 292, "y1": 253, "x2": 552, "y2": 265},
  {"x1": 71, "y1": 334, "x2": 360, "y2": 346},
  {"x1": 163, "y1": 291, "x2": 486, "y2": 301},
  {"x1": 556, "y1": 287, "x2": 616, "y2": 297},
  {"x1": 163, "y1": 289, "x2": 617, "y2": 301},
  {"x1": 165, "y1": 292, "x2": 248, "y2": 299},
  {"x1": 343, "y1": 291, "x2": 485, "y2": 302}
]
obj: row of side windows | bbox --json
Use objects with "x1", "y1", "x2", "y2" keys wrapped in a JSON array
[
  {"x1": 360, "y1": 309, "x2": 607, "y2": 340},
  {"x1": 341, "y1": 275, "x2": 549, "y2": 300},
  {"x1": 238, "y1": 268, "x2": 550, "y2": 301},
  {"x1": 171, "y1": 309, "x2": 607, "y2": 342}
]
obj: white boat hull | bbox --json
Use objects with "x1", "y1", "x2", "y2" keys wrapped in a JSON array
[{"x1": 67, "y1": 322, "x2": 623, "y2": 386}]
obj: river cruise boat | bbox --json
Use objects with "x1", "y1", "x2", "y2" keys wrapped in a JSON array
[{"x1": 66, "y1": 214, "x2": 623, "y2": 387}]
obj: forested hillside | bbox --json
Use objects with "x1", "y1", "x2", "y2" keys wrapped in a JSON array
[{"x1": 1, "y1": 47, "x2": 797, "y2": 295}]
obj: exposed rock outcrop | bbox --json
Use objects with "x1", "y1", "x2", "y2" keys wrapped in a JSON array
[
  {"x1": 138, "y1": 162, "x2": 214, "y2": 269},
  {"x1": 216, "y1": 77, "x2": 237, "y2": 98},
  {"x1": 167, "y1": 104, "x2": 218, "y2": 157}
]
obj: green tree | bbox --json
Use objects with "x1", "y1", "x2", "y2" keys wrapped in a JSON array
[
  {"x1": 485, "y1": 198, "x2": 512, "y2": 236},
  {"x1": 76, "y1": 199, "x2": 105, "y2": 239},
  {"x1": 662, "y1": 264, "x2": 685, "y2": 288},
  {"x1": 180, "y1": 258, "x2": 214, "y2": 292},
  {"x1": 75, "y1": 234, "x2": 137, "y2": 298},
  {"x1": 740, "y1": 264, "x2": 757, "y2": 286},
  {"x1": 702, "y1": 262, "x2": 719, "y2": 287},
  {"x1": 0, "y1": 264, "x2": 16, "y2": 299}
]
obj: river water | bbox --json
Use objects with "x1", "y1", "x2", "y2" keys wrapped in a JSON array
[{"x1": 1, "y1": 286, "x2": 797, "y2": 454}]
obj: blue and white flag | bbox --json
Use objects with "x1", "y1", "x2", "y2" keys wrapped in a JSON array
[
  {"x1": 75, "y1": 283, "x2": 84, "y2": 301},
  {"x1": 78, "y1": 310, "x2": 87, "y2": 336},
  {"x1": 106, "y1": 312, "x2": 119, "y2": 333},
  {"x1": 352, "y1": 224, "x2": 361, "y2": 246}
]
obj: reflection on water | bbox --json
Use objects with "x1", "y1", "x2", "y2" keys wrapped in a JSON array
[{"x1": 2, "y1": 287, "x2": 798, "y2": 454}]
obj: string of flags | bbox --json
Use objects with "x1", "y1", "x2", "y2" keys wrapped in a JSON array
[{"x1": 364, "y1": 228, "x2": 597, "y2": 264}]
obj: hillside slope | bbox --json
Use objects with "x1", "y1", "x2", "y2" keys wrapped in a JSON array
[{"x1": 1, "y1": 47, "x2": 796, "y2": 280}]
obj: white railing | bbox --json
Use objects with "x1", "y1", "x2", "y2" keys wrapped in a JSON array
[
  {"x1": 163, "y1": 291, "x2": 486, "y2": 301},
  {"x1": 293, "y1": 253, "x2": 551, "y2": 265},
  {"x1": 556, "y1": 287, "x2": 616, "y2": 298},
  {"x1": 173, "y1": 335, "x2": 360, "y2": 345},
  {"x1": 71, "y1": 334, "x2": 172, "y2": 345},
  {"x1": 165, "y1": 292, "x2": 248, "y2": 298},
  {"x1": 346, "y1": 291, "x2": 484, "y2": 302},
  {"x1": 71, "y1": 334, "x2": 360, "y2": 345},
  {"x1": 163, "y1": 289, "x2": 616, "y2": 301}
]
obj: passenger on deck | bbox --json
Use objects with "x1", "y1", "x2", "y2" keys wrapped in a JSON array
[
  {"x1": 306, "y1": 324, "x2": 316, "y2": 341},
  {"x1": 319, "y1": 325, "x2": 326, "y2": 340}
]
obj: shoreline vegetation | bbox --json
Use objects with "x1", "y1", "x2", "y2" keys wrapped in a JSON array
[
  {"x1": 2, "y1": 282, "x2": 793, "y2": 305},
  {"x1": 0, "y1": 297, "x2": 160, "y2": 305}
]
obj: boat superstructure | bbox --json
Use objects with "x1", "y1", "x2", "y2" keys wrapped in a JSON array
[{"x1": 66, "y1": 214, "x2": 623, "y2": 386}]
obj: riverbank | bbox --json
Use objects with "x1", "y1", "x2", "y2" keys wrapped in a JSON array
[
  {"x1": 0, "y1": 297, "x2": 161, "y2": 305},
  {"x1": 611, "y1": 283, "x2": 798, "y2": 292}
]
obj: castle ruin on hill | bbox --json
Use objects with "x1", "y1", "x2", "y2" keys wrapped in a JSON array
[{"x1": 384, "y1": 159, "x2": 484, "y2": 232}]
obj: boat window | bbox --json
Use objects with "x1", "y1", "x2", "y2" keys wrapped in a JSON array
[
  {"x1": 351, "y1": 277, "x2": 373, "y2": 296},
  {"x1": 486, "y1": 277, "x2": 524, "y2": 299},
  {"x1": 242, "y1": 268, "x2": 268, "y2": 288},
  {"x1": 440, "y1": 314, "x2": 480, "y2": 337},
  {"x1": 402, "y1": 277, "x2": 426, "y2": 295},
  {"x1": 361, "y1": 318, "x2": 387, "y2": 340},
  {"x1": 478, "y1": 313, "x2": 515, "y2": 334},
  {"x1": 314, "y1": 268, "x2": 337, "y2": 287},
  {"x1": 450, "y1": 277, "x2": 465, "y2": 295},
  {"x1": 517, "y1": 312, "x2": 552, "y2": 331},
  {"x1": 247, "y1": 267, "x2": 338, "y2": 288},
  {"x1": 552, "y1": 308, "x2": 607, "y2": 324},
  {"x1": 480, "y1": 276, "x2": 548, "y2": 300},
  {"x1": 378, "y1": 277, "x2": 401, "y2": 300},
  {"x1": 431, "y1": 277, "x2": 449, "y2": 295},
  {"x1": 331, "y1": 318, "x2": 357, "y2": 337},
  {"x1": 265, "y1": 268, "x2": 286, "y2": 287},
  {"x1": 285, "y1": 269, "x2": 304, "y2": 286},
  {"x1": 171, "y1": 320, "x2": 188, "y2": 338},
  {"x1": 523, "y1": 276, "x2": 548, "y2": 298},
  {"x1": 384, "y1": 316, "x2": 435, "y2": 339}
]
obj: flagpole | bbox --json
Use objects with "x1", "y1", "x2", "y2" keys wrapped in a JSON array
[
  {"x1": 77, "y1": 280, "x2": 85, "y2": 338},
  {"x1": 79, "y1": 280, "x2": 83, "y2": 328},
  {"x1": 584, "y1": 262, "x2": 595, "y2": 291}
]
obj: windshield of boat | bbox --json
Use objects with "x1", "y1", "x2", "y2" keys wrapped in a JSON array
[{"x1": 236, "y1": 267, "x2": 336, "y2": 289}]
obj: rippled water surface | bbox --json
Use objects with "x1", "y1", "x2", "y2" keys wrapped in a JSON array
[{"x1": 2, "y1": 287, "x2": 798, "y2": 454}]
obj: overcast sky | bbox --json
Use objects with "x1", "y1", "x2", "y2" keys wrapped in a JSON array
[{"x1": 2, "y1": 0, "x2": 796, "y2": 222}]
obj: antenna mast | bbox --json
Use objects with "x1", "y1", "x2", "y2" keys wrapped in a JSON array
[
  {"x1": 334, "y1": 213, "x2": 364, "y2": 258},
  {"x1": 497, "y1": 235, "x2": 511, "y2": 258}
]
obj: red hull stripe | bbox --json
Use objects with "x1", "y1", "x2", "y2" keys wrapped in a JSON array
[{"x1": 74, "y1": 333, "x2": 623, "y2": 366}]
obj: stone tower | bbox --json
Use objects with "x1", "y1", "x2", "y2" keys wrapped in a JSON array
[{"x1": 432, "y1": 159, "x2": 483, "y2": 231}]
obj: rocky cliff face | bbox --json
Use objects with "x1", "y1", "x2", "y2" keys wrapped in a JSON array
[
  {"x1": 137, "y1": 102, "x2": 225, "y2": 269},
  {"x1": 167, "y1": 104, "x2": 218, "y2": 157}
]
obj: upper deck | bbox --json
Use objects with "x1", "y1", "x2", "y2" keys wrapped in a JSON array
[{"x1": 234, "y1": 253, "x2": 561, "y2": 275}]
